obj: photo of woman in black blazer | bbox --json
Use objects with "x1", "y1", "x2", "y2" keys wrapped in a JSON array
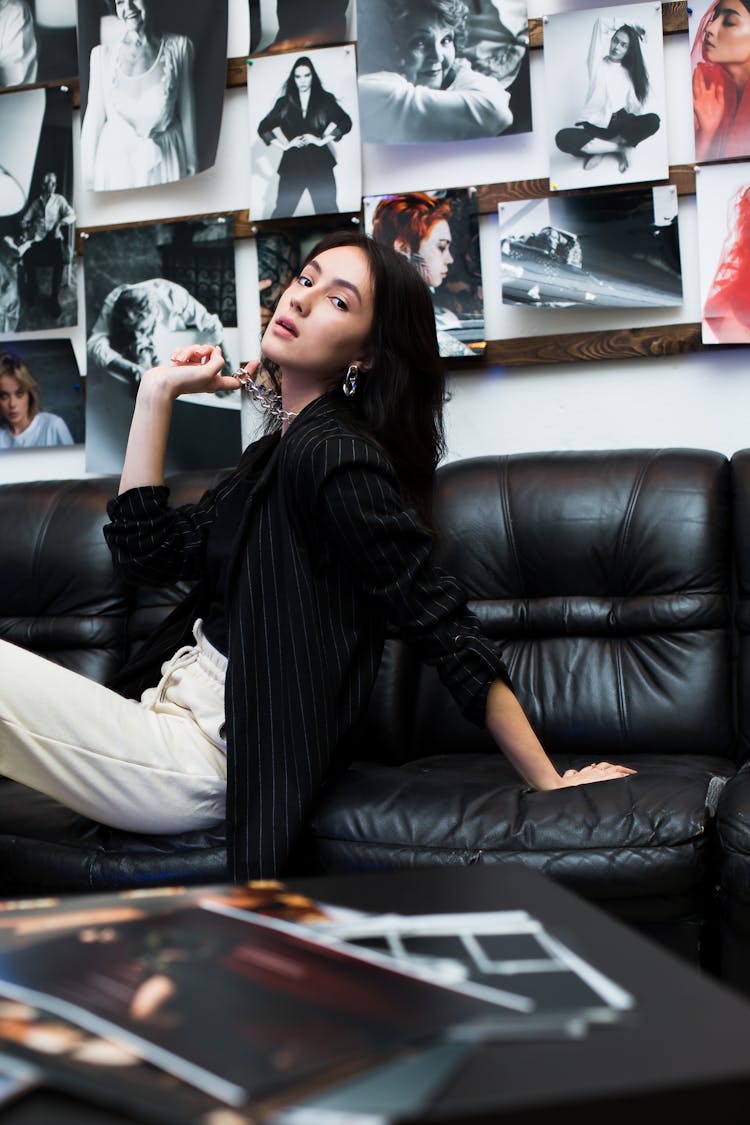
[{"x1": 257, "y1": 54, "x2": 352, "y2": 219}]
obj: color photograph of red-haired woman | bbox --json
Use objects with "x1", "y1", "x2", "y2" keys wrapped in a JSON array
[
  {"x1": 697, "y1": 161, "x2": 750, "y2": 343},
  {"x1": 364, "y1": 188, "x2": 484, "y2": 357}
]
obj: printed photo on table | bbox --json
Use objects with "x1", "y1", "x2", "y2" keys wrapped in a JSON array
[
  {"x1": 84, "y1": 218, "x2": 240, "y2": 473},
  {"x1": 248, "y1": 0, "x2": 354, "y2": 55},
  {"x1": 499, "y1": 185, "x2": 682, "y2": 308},
  {"x1": 0, "y1": 0, "x2": 78, "y2": 90},
  {"x1": 696, "y1": 160, "x2": 750, "y2": 344},
  {"x1": 0, "y1": 339, "x2": 83, "y2": 454},
  {"x1": 690, "y1": 0, "x2": 750, "y2": 163},
  {"x1": 364, "y1": 187, "x2": 485, "y2": 358},
  {"x1": 77, "y1": 0, "x2": 228, "y2": 192},
  {"x1": 0, "y1": 86, "x2": 77, "y2": 334},
  {"x1": 544, "y1": 2, "x2": 668, "y2": 192},
  {"x1": 247, "y1": 44, "x2": 361, "y2": 221},
  {"x1": 357, "y1": 0, "x2": 531, "y2": 143}
]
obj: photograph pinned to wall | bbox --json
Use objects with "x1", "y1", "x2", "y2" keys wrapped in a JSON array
[
  {"x1": 248, "y1": 0, "x2": 354, "y2": 55},
  {"x1": 84, "y1": 217, "x2": 240, "y2": 473},
  {"x1": 499, "y1": 185, "x2": 682, "y2": 308},
  {"x1": 364, "y1": 188, "x2": 485, "y2": 358},
  {"x1": 0, "y1": 0, "x2": 78, "y2": 90},
  {"x1": 696, "y1": 160, "x2": 750, "y2": 344},
  {"x1": 248, "y1": 44, "x2": 361, "y2": 221},
  {"x1": 690, "y1": 0, "x2": 750, "y2": 163},
  {"x1": 544, "y1": 2, "x2": 668, "y2": 192},
  {"x1": 77, "y1": 0, "x2": 228, "y2": 192},
  {"x1": 356, "y1": 0, "x2": 531, "y2": 144},
  {"x1": 0, "y1": 339, "x2": 83, "y2": 453},
  {"x1": 0, "y1": 85, "x2": 77, "y2": 334}
]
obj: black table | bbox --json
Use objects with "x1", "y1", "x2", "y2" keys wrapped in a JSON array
[{"x1": 4, "y1": 864, "x2": 750, "y2": 1123}]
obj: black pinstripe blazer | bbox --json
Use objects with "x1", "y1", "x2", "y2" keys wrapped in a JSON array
[{"x1": 105, "y1": 394, "x2": 509, "y2": 880}]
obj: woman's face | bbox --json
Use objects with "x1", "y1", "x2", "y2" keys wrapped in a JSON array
[
  {"x1": 403, "y1": 20, "x2": 457, "y2": 88},
  {"x1": 114, "y1": 0, "x2": 148, "y2": 34},
  {"x1": 704, "y1": 4, "x2": 750, "y2": 65},
  {"x1": 262, "y1": 245, "x2": 373, "y2": 381},
  {"x1": 294, "y1": 65, "x2": 313, "y2": 94},
  {"x1": 417, "y1": 219, "x2": 454, "y2": 288},
  {"x1": 608, "y1": 29, "x2": 630, "y2": 62},
  {"x1": 0, "y1": 374, "x2": 31, "y2": 434}
]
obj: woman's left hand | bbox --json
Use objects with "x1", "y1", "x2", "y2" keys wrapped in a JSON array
[{"x1": 559, "y1": 762, "x2": 637, "y2": 787}]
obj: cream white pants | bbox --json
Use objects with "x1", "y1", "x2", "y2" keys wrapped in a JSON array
[{"x1": 0, "y1": 620, "x2": 227, "y2": 833}]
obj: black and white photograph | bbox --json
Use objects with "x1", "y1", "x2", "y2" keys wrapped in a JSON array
[
  {"x1": 356, "y1": 0, "x2": 532, "y2": 144},
  {"x1": 248, "y1": 44, "x2": 361, "y2": 221},
  {"x1": 0, "y1": 85, "x2": 77, "y2": 333},
  {"x1": 77, "y1": 0, "x2": 228, "y2": 193},
  {"x1": 248, "y1": 0, "x2": 354, "y2": 55},
  {"x1": 364, "y1": 187, "x2": 485, "y2": 357},
  {"x1": 84, "y1": 217, "x2": 241, "y2": 473},
  {"x1": 499, "y1": 185, "x2": 683, "y2": 308},
  {"x1": 0, "y1": 339, "x2": 83, "y2": 453},
  {"x1": 0, "y1": 0, "x2": 77, "y2": 90},
  {"x1": 255, "y1": 216, "x2": 353, "y2": 334},
  {"x1": 544, "y1": 2, "x2": 668, "y2": 192},
  {"x1": 697, "y1": 161, "x2": 750, "y2": 344}
]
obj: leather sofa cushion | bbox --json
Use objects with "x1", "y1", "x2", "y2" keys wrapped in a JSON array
[
  {"x1": 312, "y1": 752, "x2": 732, "y2": 903},
  {"x1": 0, "y1": 781, "x2": 226, "y2": 893}
]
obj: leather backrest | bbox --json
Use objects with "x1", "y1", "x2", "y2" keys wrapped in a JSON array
[
  {"x1": 0, "y1": 477, "x2": 129, "y2": 682},
  {"x1": 400, "y1": 449, "x2": 735, "y2": 762},
  {"x1": 0, "y1": 450, "x2": 737, "y2": 765},
  {"x1": 730, "y1": 450, "x2": 750, "y2": 760}
]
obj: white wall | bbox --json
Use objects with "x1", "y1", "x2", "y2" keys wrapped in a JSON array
[{"x1": 3, "y1": 0, "x2": 746, "y2": 485}]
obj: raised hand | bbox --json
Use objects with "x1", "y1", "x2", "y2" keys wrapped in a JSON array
[{"x1": 143, "y1": 344, "x2": 245, "y2": 401}]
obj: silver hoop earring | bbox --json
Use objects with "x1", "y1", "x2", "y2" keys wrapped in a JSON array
[{"x1": 343, "y1": 363, "x2": 359, "y2": 398}]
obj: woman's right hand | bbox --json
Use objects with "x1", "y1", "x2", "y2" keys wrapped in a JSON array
[
  {"x1": 558, "y1": 762, "x2": 636, "y2": 787},
  {"x1": 141, "y1": 344, "x2": 245, "y2": 401}
]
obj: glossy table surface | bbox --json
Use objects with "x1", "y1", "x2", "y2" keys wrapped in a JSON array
[{"x1": 4, "y1": 863, "x2": 750, "y2": 1124}]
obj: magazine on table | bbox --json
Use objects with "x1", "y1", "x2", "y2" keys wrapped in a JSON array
[{"x1": 0, "y1": 881, "x2": 635, "y2": 1122}]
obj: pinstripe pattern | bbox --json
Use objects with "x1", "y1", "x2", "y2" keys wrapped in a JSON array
[{"x1": 105, "y1": 395, "x2": 508, "y2": 879}]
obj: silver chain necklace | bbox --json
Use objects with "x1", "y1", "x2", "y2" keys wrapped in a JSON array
[{"x1": 232, "y1": 366, "x2": 298, "y2": 424}]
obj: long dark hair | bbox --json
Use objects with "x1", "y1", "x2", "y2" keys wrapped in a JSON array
[
  {"x1": 262, "y1": 230, "x2": 446, "y2": 528},
  {"x1": 617, "y1": 24, "x2": 649, "y2": 104},
  {"x1": 283, "y1": 56, "x2": 326, "y2": 108}
]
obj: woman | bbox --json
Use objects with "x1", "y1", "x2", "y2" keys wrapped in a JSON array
[
  {"x1": 371, "y1": 192, "x2": 475, "y2": 356},
  {"x1": 257, "y1": 56, "x2": 352, "y2": 219},
  {"x1": 357, "y1": 0, "x2": 513, "y2": 143},
  {"x1": 703, "y1": 185, "x2": 750, "y2": 341},
  {"x1": 0, "y1": 352, "x2": 73, "y2": 449},
  {"x1": 0, "y1": 0, "x2": 37, "y2": 88},
  {"x1": 0, "y1": 233, "x2": 634, "y2": 881},
  {"x1": 80, "y1": 0, "x2": 197, "y2": 192},
  {"x1": 555, "y1": 17, "x2": 660, "y2": 174},
  {"x1": 692, "y1": 0, "x2": 750, "y2": 162}
]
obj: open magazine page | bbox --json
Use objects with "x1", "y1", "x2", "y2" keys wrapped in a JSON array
[
  {"x1": 0, "y1": 902, "x2": 529, "y2": 1113},
  {"x1": 0, "y1": 883, "x2": 635, "y2": 1123},
  {"x1": 294, "y1": 909, "x2": 635, "y2": 1027}
]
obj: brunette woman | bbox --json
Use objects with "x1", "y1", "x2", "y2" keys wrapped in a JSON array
[
  {"x1": 0, "y1": 233, "x2": 634, "y2": 880},
  {"x1": 555, "y1": 16, "x2": 660, "y2": 173},
  {"x1": 692, "y1": 0, "x2": 750, "y2": 161}
]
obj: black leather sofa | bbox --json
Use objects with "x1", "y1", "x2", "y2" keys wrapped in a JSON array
[{"x1": 0, "y1": 449, "x2": 748, "y2": 982}]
